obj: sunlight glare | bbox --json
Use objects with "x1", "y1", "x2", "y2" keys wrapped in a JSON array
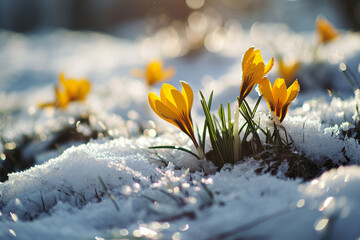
[
  {"x1": 186, "y1": 0, "x2": 205, "y2": 9},
  {"x1": 149, "y1": 221, "x2": 162, "y2": 230},
  {"x1": 121, "y1": 185, "x2": 132, "y2": 195},
  {"x1": 172, "y1": 232, "x2": 182, "y2": 240},
  {"x1": 10, "y1": 212, "x2": 18, "y2": 222},
  {"x1": 319, "y1": 196, "x2": 334, "y2": 211},
  {"x1": 180, "y1": 224, "x2": 189, "y2": 231},
  {"x1": 9, "y1": 229, "x2": 16, "y2": 237},
  {"x1": 296, "y1": 199, "x2": 305, "y2": 208},
  {"x1": 162, "y1": 222, "x2": 170, "y2": 229},
  {"x1": 119, "y1": 228, "x2": 129, "y2": 236},
  {"x1": 314, "y1": 218, "x2": 329, "y2": 231},
  {"x1": 344, "y1": 174, "x2": 350, "y2": 182},
  {"x1": 204, "y1": 27, "x2": 225, "y2": 52},
  {"x1": 139, "y1": 226, "x2": 158, "y2": 238},
  {"x1": 339, "y1": 62, "x2": 346, "y2": 71},
  {"x1": 188, "y1": 12, "x2": 208, "y2": 33},
  {"x1": 5, "y1": 142, "x2": 16, "y2": 150}
]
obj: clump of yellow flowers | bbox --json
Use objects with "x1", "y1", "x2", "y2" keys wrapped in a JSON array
[
  {"x1": 39, "y1": 73, "x2": 91, "y2": 109},
  {"x1": 148, "y1": 47, "x2": 300, "y2": 169},
  {"x1": 316, "y1": 17, "x2": 339, "y2": 44},
  {"x1": 133, "y1": 60, "x2": 175, "y2": 87}
]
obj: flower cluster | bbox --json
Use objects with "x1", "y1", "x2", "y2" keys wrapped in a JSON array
[
  {"x1": 316, "y1": 16, "x2": 339, "y2": 44},
  {"x1": 238, "y1": 47, "x2": 299, "y2": 123},
  {"x1": 39, "y1": 73, "x2": 91, "y2": 109},
  {"x1": 132, "y1": 60, "x2": 175, "y2": 87},
  {"x1": 148, "y1": 46, "x2": 300, "y2": 164}
]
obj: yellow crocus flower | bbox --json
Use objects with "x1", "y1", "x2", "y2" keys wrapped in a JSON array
[
  {"x1": 316, "y1": 17, "x2": 339, "y2": 44},
  {"x1": 278, "y1": 59, "x2": 301, "y2": 87},
  {"x1": 239, "y1": 47, "x2": 274, "y2": 104},
  {"x1": 38, "y1": 73, "x2": 91, "y2": 109},
  {"x1": 58, "y1": 73, "x2": 91, "y2": 102},
  {"x1": 148, "y1": 81, "x2": 203, "y2": 157},
  {"x1": 133, "y1": 60, "x2": 175, "y2": 87},
  {"x1": 259, "y1": 78, "x2": 300, "y2": 122}
]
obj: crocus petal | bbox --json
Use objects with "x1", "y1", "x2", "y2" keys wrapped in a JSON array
[
  {"x1": 239, "y1": 63, "x2": 265, "y2": 103},
  {"x1": 285, "y1": 79, "x2": 300, "y2": 104},
  {"x1": 272, "y1": 78, "x2": 288, "y2": 117},
  {"x1": 242, "y1": 47, "x2": 255, "y2": 70},
  {"x1": 316, "y1": 17, "x2": 339, "y2": 43},
  {"x1": 38, "y1": 102, "x2": 56, "y2": 109},
  {"x1": 264, "y1": 57, "x2": 274, "y2": 75},
  {"x1": 243, "y1": 54, "x2": 257, "y2": 73},
  {"x1": 180, "y1": 81, "x2": 193, "y2": 114},
  {"x1": 78, "y1": 80, "x2": 91, "y2": 100},
  {"x1": 63, "y1": 79, "x2": 76, "y2": 99},
  {"x1": 252, "y1": 50, "x2": 264, "y2": 65},
  {"x1": 59, "y1": 73, "x2": 67, "y2": 86},
  {"x1": 146, "y1": 61, "x2": 163, "y2": 86},
  {"x1": 279, "y1": 102, "x2": 291, "y2": 123},
  {"x1": 272, "y1": 78, "x2": 287, "y2": 105},
  {"x1": 154, "y1": 99, "x2": 191, "y2": 137},
  {"x1": 239, "y1": 76, "x2": 254, "y2": 104},
  {"x1": 154, "y1": 100, "x2": 181, "y2": 122},
  {"x1": 259, "y1": 77, "x2": 275, "y2": 112},
  {"x1": 148, "y1": 92, "x2": 161, "y2": 116},
  {"x1": 55, "y1": 87, "x2": 69, "y2": 108},
  {"x1": 160, "y1": 84, "x2": 181, "y2": 115},
  {"x1": 170, "y1": 89, "x2": 188, "y2": 115},
  {"x1": 280, "y1": 80, "x2": 299, "y2": 122},
  {"x1": 251, "y1": 62, "x2": 266, "y2": 84},
  {"x1": 149, "y1": 92, "x2": 178, "y2": 126}
]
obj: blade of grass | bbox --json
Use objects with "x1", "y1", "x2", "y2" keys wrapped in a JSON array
[
  {"x1": 200, "y1": 91, "x2": 214, "y2": 152},
  {"x1": 196, "y1": 124, "x2": 203, "y2": 151},
  {"x1": 98, "y1": 176, "x2": 120, "y2": 211},
  {"x1": 149, "y1": 146, "x2": 200, "y2": 159},
  {"x1": 218, "y1": 104, "x2": 226, "y2": 131},
  {"x1": 239, "y1": 102, "x2": 264, "y2": 152},
  {"x1": 233, "y1": 101, "x2": 240, "y2": 162},
  {"x1": 200, "y1": 91, "x2": 225, "y2": 165},
  {"x1": 227, "y1": 102, "x2": 232, "y2": 133},
  {"x1": 251, "y1": 96, "x2": 262, "y2": 118}
]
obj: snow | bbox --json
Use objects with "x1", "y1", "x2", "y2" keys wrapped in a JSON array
[{"x1": 1, "y1": 23, "x2": 360, "y2": 239}]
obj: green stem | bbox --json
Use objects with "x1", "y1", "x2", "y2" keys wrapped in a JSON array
[{"x1": 233, "y1": 101, "x2": 240, "y2": 162}]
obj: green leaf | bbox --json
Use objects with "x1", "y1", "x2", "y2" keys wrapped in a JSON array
[
  {"x1": 252, "y1": 96, "x2": 262, "y2": 118},
  {"x1": 149, "y1": 146, "x2": 200, "y2": 159}
]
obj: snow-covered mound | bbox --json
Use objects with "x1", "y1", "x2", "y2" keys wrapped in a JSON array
[
  {"x1": 1, "y1": 138, "x2": 360, "y2": 239},
  {"x1": 1, "y1": 24, "x2": 360, "y2": 239}
]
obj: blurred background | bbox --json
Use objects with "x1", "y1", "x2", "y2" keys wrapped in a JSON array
[
  {"x1": 0, "y1": 0, "x2": 358, "y2": 35},
  {"x1": 1, "y1": 0, "x2": 359, "y2": 95}
]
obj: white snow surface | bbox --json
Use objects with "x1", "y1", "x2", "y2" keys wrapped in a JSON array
[{"x1": 1, "y1": 25, "x2": 360, "y2": 239}]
